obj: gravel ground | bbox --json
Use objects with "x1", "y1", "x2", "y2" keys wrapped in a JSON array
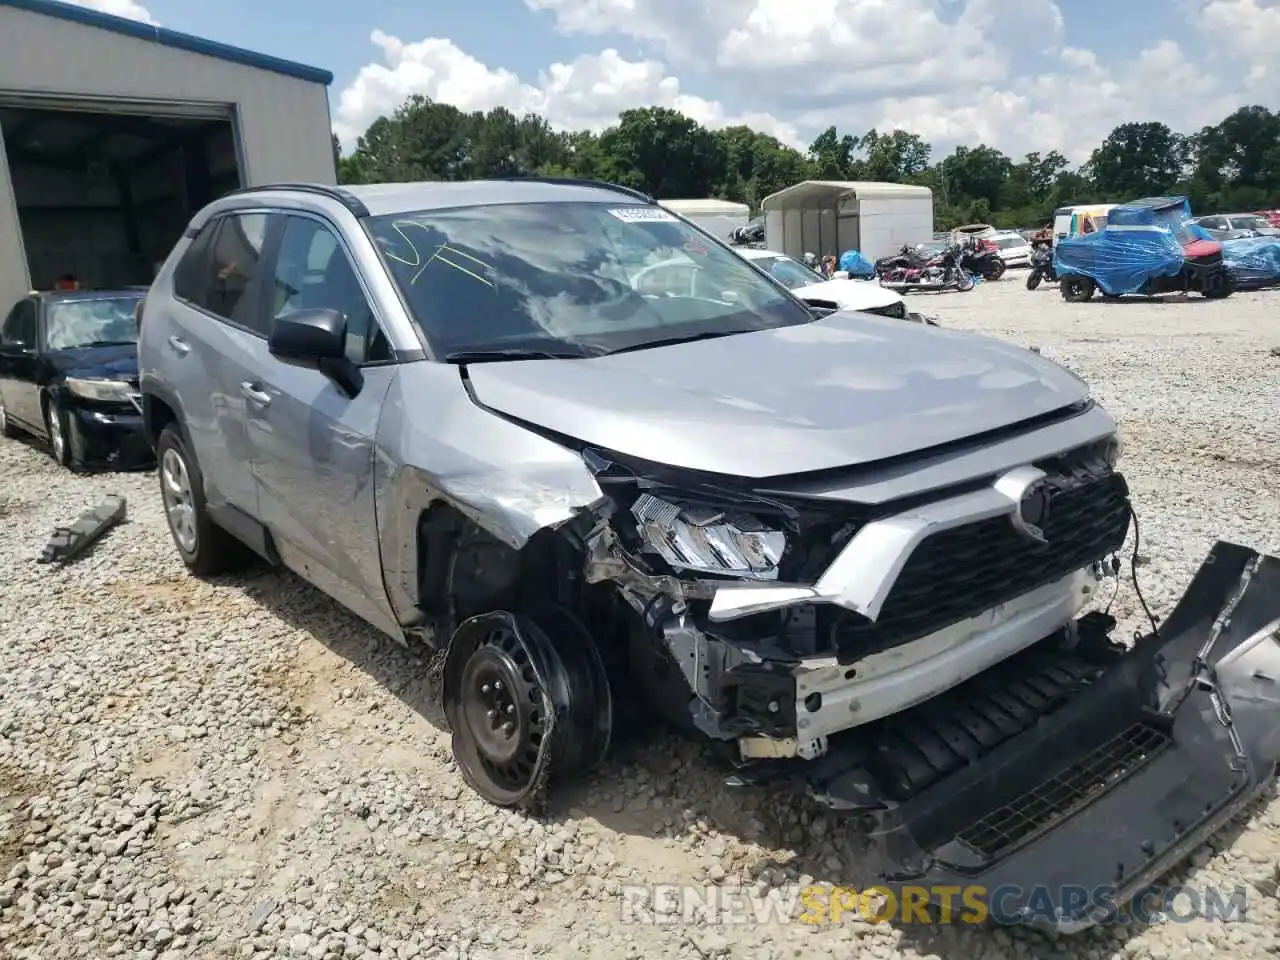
[{"x1": 2, "y1": 276, "x2": 1279, "y2": 960}]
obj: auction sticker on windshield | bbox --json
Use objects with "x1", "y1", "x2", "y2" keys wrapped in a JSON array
[{"x1": 609, "y1": 207, "x2": 678, "y2": 222}]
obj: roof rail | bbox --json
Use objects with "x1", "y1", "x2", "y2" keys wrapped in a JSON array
[
  {"x1": 224, "y1": 182, "x2": 370, "y2": 217},
  {"x1": 482, "y1": 176, "x2": 656, "y2": 205}
]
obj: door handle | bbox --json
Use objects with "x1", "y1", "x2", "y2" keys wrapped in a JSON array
[
  {"x1": 240, "y1": 382, "x2": 272, "y2": 406},
  {"x1": 167, "y1": 336, "x2": 190, "y2": 356}
]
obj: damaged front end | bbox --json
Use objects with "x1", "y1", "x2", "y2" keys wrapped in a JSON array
[{"x1": 433, "y1": 428, "x2": 1279, "y2": 933}]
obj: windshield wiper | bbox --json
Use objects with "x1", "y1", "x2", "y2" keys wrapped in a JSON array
[
  {"x1": 444, "y1": 348, "x2": 596, "y2": 363},
  {"x1": 603, "y1": 330, "x2": 755, "y2": 355}
]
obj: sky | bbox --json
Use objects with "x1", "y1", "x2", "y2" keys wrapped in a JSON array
[{"x1": 71, "y1": 0, "x2": 1280, "y2": 165}]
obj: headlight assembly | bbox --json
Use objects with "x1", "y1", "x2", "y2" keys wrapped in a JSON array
[
  {"x1": 65, "y1": 377, "x2": 134, "y2": 403},
  {"x1": 630, "y1": 492, "x2": 786, "y2": 580}
]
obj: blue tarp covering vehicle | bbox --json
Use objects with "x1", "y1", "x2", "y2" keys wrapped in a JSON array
[
  {"x1": 1052, "y1": 197, "x2": 1233, "y2": 301},
  {"x1": 1184, "y1": 223, "x2": 1280, "y2": 288}
]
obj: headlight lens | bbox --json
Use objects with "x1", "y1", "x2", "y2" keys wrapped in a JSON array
[
  {"x1": 65, "y1": 377, "x2": 134, "y2": 402},
  {"x1": 630, "y1": 493, "x2": 786, "y2": 581}
]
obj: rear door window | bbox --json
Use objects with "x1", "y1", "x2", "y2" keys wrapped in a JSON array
[
  {"x1": 1, "y1": 299, "x2": 37, "y2": 348},
  {"x1": 205, "y1": 213, "x2": 271, "y2": 334},
  {"x1": 173, "y1": 222, "x2": 216, "y2": 305}
]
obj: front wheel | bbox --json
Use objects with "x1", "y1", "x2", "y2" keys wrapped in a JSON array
[
  {"x1": 1026, "y1": 269, "x2": 1042, "y2": 291},
  {"x1": 42, "y1": 396, "x2": 73, "y2": 468},
  {"x1": 954, "y1": 271, "x2": 976, "y2": 292},
  {"x1": 1061, "y1": 276, "x2": 1096, "y2": 302},
  {"x1": 155, "y1": 423, "x2": 250, "y2": 576}
]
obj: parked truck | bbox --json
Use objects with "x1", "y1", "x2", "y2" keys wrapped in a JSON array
[{"x1": 761, "y1": 180, "x2": 933, "y2": 264}]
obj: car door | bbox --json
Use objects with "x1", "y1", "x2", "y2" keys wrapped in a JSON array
[
  {"x1": 165, "y1": 211, "x2": 275, "y2": 516},
  {"x1": 245, "y1": 211, "x2": 398, "y2": 632},
  {"x1": 0, "y1": 298, "x2": 42, "y2": 430}
]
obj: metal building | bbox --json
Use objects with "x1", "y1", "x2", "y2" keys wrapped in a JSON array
[{"x1": 0, "y1": 0, "x2": 337, "y2": 307}]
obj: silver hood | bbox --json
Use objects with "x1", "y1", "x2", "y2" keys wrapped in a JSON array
[{"x1": 463, "y1": 313, "x2": 1090, "y2": 477}]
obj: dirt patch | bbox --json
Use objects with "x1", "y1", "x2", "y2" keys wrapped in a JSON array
[{"x1": 0, "y1": 765, "x2": 46, "y2": 879}]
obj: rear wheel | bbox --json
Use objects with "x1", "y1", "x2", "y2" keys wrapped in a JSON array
[
  {"x1": 1061, "y1": 276, "x2": 1096, "y2": 302},
  {"x1": 986, "y1": 259, "x2": 1007, "y2": 281},
  {"x1": 0, "y1": 398, "x2": 17, "y2": 439},
  {"x1": 156, "y1": 423, "x2": 250, "y2": 576},
  {"x1": 954, "y1": 272, "x2": 976, "y2": 292}
]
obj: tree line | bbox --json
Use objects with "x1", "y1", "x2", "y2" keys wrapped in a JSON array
[{"x1": 333, "y1": 97, "x2": 1280, "y2": 229}]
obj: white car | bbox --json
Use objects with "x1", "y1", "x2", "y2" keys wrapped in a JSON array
[
  {"x1": 735, "y1": 248, "x2": 936, "y2": 324},
  {"x1": 993, "y1": 232, "x2": 1033, "y2": 267}
]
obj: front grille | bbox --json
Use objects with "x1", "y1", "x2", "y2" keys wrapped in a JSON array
[
  {"x1": 833, "y1": 470, "x2": 1130, "y2": 657},
  {"x1": 953, "y1": 721, "x2": 1170, "y2": 858}
]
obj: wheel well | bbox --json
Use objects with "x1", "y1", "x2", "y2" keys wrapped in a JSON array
[
  {"x1": 415, "y1": 502, "x2": 628, "y2": 659},
  {"x1": 143, "y1": 395, "x2": 177, "y2": 449}
]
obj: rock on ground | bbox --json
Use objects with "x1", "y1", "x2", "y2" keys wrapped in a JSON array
[{"x1": 0, "y1": 278, "x2": 1278, "y2": 959}]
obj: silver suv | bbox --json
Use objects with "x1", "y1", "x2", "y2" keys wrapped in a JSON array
[{"x1": 138, "y1": 179, "x2": 1280, "y2": 933}]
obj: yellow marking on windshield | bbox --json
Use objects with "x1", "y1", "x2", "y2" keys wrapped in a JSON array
[{"x1": 382, "y1": 220, "x2": 494, "y2": 288}]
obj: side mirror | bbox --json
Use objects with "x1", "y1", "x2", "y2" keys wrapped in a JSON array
[{"x1": 268, "y1": 308, "x2": 346, "y2": 364}]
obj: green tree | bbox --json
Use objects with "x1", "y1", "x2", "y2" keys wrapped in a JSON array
[{"x1": 1086, "y1": 122, "x2": 1187, "y2": 200}]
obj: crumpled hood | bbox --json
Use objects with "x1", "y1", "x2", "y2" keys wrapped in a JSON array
[
  {"x1": 45, "y1": 344, "x2": 138, "y2": 380},
  {"x1": 464, "y1": 313, "x2": 1091, "y2": 478},
  {"x1": 788, "y1": 277, "x2": 903, "y2": 311}
]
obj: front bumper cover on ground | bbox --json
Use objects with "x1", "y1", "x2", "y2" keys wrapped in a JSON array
[{"x1": 779, "y1": 541, "x2": 1280, "y2": 933}]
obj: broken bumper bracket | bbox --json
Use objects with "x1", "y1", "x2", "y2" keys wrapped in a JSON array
[
  {"x1": 815, "y1": 540, "x2": 1280, "y2": 933},
  {"x1": 36, "y1": 495, "x2": 127, "y2": 565}
]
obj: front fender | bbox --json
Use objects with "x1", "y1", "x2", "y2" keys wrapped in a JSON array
[{"x1": 374, "y1": 362, "x2": 607, "y2": 630}]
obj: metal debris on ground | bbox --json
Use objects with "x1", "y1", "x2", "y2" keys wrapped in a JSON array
[{"x1": 36, "y1": 495, "x2": 127, "y2": 565}]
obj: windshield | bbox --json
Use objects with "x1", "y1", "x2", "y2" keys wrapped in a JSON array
[
  {"x1": 1230, "y1": 216, "x2": 1267, "y2": 231},
  {"x1": 995, "y1": 235, "x2": 1026, "y2": 249},
  {"x1": 1150, "y1": 206, "x2": 1194, "y2": 244},
  {"x1": 366, "y1": 202, "x2": 811, "y2": 357},
  {"x1": 45, "y1": 297, "x2": 141, "y2": 350},
  {"x1": 753, "y1": 255, "x2": 822, "y2": 289}
]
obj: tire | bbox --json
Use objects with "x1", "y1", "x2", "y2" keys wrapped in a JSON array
[
  {"x1": 155, "y1": 423, "x2": 249, "y2": 576},
  {"x1": 987, "y1": 259, "x2": 1007, "y2": 281},
  {"x1": 1200, "y1": 270, "x2": 1233, "y2": 299},
  {"x1": 954, "y1": 272, "x2": 976, "y2": 292},
  {"x1": 0, "y1": 397, "x2": 17, "y2": 439},
  {"x1": 1061, "y1": 276, "x2": 1096, "y2": 302},
  {"x1": 1026, "y1": 270, "x2": 1042, "y2": 291},
  {"x1": 42, "y1": 395, "x2": 73, "y2": 468}
]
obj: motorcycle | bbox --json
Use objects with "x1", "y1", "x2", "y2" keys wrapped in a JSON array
[
  {"x1": 877, "y1": 243, "x2": 975, "y2": 293},
  {"x1": 1025, "y1": 244, "x2": 1058, "y2": 290},
  {"x1": 958, "y1": 241, "x2": 1006, "y2": 281}
]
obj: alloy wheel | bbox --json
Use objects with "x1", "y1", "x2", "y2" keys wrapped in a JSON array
[{"x1": 160, "y1": 447, "x2": 198, "y2": 553}]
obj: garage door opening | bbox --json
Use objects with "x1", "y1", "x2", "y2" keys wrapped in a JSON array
[{"x1": 0, "y1": 105, "x2": 241, "y2": 291}]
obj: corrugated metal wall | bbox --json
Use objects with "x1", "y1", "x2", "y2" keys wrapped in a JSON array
[{"x1": 0, "y1": 5, "x2": 335, "y2": 307}]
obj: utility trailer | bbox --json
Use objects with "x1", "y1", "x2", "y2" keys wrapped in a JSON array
[
  {"x1": 761, "y1": 180, "x2": 933, "y2": 264},
  {"x1": 657, "y1": 198, "x2": 750, "y2": 244}
]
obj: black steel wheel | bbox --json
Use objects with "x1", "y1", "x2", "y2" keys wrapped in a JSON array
[
  {"x1": 455, "y1": 627, "x2": 547, "y2": 803},
  {"x1": 1200, "y1": 269, "x2": 1233, "y2": 299},
  {"x1": 443, "y1": 609, "x2": 611, "y2": 809},
  {"x1": 986, "y1": 258, "x2": 1007, "y2": 281}
]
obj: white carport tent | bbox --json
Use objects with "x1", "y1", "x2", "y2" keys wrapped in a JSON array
[{"x1": 761, "y1": 180, "x2": 934, "y2": 262}]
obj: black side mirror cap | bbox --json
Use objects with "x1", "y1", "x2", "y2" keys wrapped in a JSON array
[{"x1": 268, "y1": 308, "x2": 346, "y2": 362}]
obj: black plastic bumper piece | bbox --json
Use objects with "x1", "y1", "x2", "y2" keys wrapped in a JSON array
[
  {"x1": 37, "y1": 495, "x2": 127, "y2": 564},
  {"x1": 805, "y1": 541, "x2": 1280, "y2": 933}
]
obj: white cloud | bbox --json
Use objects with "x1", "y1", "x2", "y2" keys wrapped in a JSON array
[
  {"x1": 334, "y1": 0, "x2": 1278, "y2": 164},
  {"x1": 333, "y1": 33, "x2": 802, "y2": 152},
  {"x1": 65, "y1": 0, "x2": 156, "y2": 24}
]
